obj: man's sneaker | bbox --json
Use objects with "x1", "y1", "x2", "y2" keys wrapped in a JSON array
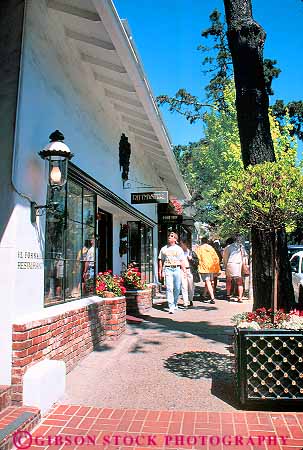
[
  {"x1": 169, "y1": 307, "x2": 174, "y2": 314},
  {"x1": 210, "y1": 298, "x2": 216, "y2": 304},
  {"x1": 174, "y1": 305, "x2": 180, "y2": 310}
]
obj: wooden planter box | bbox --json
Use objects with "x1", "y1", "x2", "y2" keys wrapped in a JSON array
[
  {"x1": 235, "y1": 327, "x2": 303, "y2": 409},
  {"x1": 125, "y1": 289, "x2": 152, "y2": 316}
]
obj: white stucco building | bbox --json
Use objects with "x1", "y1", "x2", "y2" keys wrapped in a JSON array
[{"x1": 0, "y1": 0, "x2": 190, "y2": 407}]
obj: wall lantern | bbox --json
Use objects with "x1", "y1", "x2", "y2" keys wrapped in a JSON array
[{"x1": 31, "y1": 130, "x2": 74, "y2": 223}]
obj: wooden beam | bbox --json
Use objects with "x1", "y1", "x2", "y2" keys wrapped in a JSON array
[
  {"x1": 122, "y1": 116, "x2": 154, "y2": 132},
  {"x1": 81, "y1": 53, "x2": 126, "y2": 73},
  {"x1": 128, "y1": 126, "x2": 158, "y2": 142},
  {"x1": 135, "y1": 137, "x2": 162, "y2": 150},
  {"x1": 65, "y1": 28, "x2": 115, "y2": 50},
  {"x1": 139, "y1": 145, "x2": 167, "y2": 160},
  {"x1": 47, "y1": 0, "x2": 100, "y2": 21},
  {"x1": 104, "y1": 89, "x2": 142, "y2": 107},
  {"x1": 94, "y1": 72, "x2": 135, "y2": 92},
  {"x1": 113, "y1": 103, "x2": 148, "y2": 121}
]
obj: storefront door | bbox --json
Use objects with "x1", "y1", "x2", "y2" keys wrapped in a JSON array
[
  {"x1": 127, "y1": 221, "x2": 153, "y2": 284},
  {"x1": 97, "y1": 208, "x2": 113, "y2": 273}
]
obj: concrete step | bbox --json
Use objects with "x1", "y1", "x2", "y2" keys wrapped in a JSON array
[
  {"x1": 0, "y1": 406, "x2": 40, "y2": 450},
  {"x1": 0, "y1": 387, "x2": 11, "y2": 413}
]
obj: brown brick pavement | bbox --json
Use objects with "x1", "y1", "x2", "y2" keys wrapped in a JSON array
[{"x1": 20, "y1": 404, "x2": 303, "y2": 449}]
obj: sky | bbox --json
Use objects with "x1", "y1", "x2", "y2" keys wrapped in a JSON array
[{"x1": 114, "y1": 0, "x2": 303, "y2": 147}]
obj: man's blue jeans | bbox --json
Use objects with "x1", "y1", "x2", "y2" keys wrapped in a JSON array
[{"x1": 164, "y1": 266, "x2": 181, "y2": 309}]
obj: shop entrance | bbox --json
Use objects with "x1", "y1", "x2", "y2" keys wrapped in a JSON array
[
  {"x1": 128, "y1": 221, "x2": 153, "y2": 284},
  {"x1": 97, "y1": 208, "x2": 113, "y2": 273}
]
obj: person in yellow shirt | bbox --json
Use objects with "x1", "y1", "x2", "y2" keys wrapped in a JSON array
[{"x1": 195, "y1": 237, "x2": 220, "y2": 304}]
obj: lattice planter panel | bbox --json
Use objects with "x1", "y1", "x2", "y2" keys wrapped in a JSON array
[{"x1": 235, "y1": 328, "x2": 303, "y2": 408}]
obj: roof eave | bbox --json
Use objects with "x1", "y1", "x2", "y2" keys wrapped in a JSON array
[{"x1": 92, "y1": 0, "x2": 191, "y2": 200}]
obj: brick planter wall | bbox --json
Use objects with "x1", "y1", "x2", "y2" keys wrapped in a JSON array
[
  {"x1": 125, "y1": 289, "x2": 152, "y2": 316},
  {"x1": 0, "y1": 386, "x2": 12, "y2": 411},
  {"x1": 146, "y1": 283, "x2": 158, "y2": 300},
  {"x1": 11, "y1": 297, "x2": 126, "y2": 405}
]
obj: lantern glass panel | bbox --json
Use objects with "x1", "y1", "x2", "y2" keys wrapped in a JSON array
[{"x1": 48, "y1": 157, "x2": 68, "y2": 188}]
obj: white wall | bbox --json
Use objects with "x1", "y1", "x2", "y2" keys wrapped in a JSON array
[
  {"x1": 0, "y1": 0, "x2": 26, "y2": 384},
  {"x1": 11, "y1": 0, "x2": 159, "y2": 321}
]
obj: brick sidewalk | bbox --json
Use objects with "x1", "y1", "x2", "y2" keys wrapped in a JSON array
[{"x1": 21, "y1": 404, "x2": 303, "y2": 449}]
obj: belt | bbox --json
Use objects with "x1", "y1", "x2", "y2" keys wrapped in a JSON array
[{"x1": 165, "y1": 265, "x2": 180, "y2": 268}]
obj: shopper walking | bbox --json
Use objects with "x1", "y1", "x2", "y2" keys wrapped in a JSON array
[
  {"x1": 223, "y1": 236, "x2": 248, "y2": 303},
  {"x1": 209, "y1": 240, "x2": 223, "y2": 294},
  {"x1": 158, "y1": 232, "x2": 186, "y2": 314},
  {"x1": 179, "y1": 239, "x2": 197, "y2": 309},
  {"x1": 195, "y1": 238, "x2": 220, "y2": 304}
]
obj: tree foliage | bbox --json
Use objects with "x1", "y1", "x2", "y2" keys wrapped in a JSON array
[
  {"x1": 157, "y1": 9, "x2": 281, "y2": 124},
  {"x1": 219, "y1": 159, "x2": 303, "y2": 235},
  {"x1": 158, "y1": 8, "x2": 303, "y2": 143},
  {"x1": 272, "y1": 100, "x2": 303, "y2": 142},
  {"x1": 174, "y1": 81, "x2": 299, "y2": 239}
]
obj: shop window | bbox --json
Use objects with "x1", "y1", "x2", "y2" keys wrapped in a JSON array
[
  {"x1": 44, "y1": 179, "x2": 96, "y2": 306},
  {"x1": 128, "y1": 221, "x2": 153, "y2": 284}
]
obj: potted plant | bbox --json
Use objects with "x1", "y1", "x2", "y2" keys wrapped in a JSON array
[
  {"x1": 121, "y1": 263, "x2": 152, "y2": 315},
  {"x1": 218, "y1": 156, "x2": 303, "y2": 408},
  {"x1": 96, "y1": 270, "x2": 126, "y2": 298},
  {"x1": 232, "y1": 308, "x2": 303, "y2": 408}
]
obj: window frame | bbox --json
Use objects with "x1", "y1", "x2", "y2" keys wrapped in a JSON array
[
  {"x1": 44, "y1": 178, "x2": 97, "y2": 307},
  {"x1": 44, "y1": 163, "x2": 157, "y2": 306}
]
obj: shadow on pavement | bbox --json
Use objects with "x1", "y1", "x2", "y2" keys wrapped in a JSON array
[
  {"x1": 211, "y1": 373, "x2": 240, "y2": 409},
  {"x1": 163, "y1": 350, "x2": 240, "y2": 409},
  {"x1": 129, "y1": 339, "x2": 162, "y2": 354},
  {"x1": 127, "y1": 312, "x2": 234, "y2": 345},
  {"x1": 164, "y1": 350, "x2": 233, "y2": 379}
]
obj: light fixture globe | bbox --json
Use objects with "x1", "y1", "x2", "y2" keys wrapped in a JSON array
[{"x1": 39, "y1": 130, "x2": 74, "y2": 189}]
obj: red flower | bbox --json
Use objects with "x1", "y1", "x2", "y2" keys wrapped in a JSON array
[{"x1": 169, "y1": 198, "x2": 183, "y2": 215}]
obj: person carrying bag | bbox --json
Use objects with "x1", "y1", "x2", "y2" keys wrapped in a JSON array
[
  {"x1": 241, "y1": 245, "x2": 250, "y2": 277},
  {"x1": 180, "y1": 240, "x2": 198, "y2": 308},
  {"x1": 189, "y1": 249, "x2": 200, "y2": 283}
]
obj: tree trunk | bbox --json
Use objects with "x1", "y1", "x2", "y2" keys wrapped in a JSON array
[
  {"x1": 251, "y1": 227, "x2": 294, "y2": 311},
  {"x1": 223, "y1": 0, "x2": 275, "y2": 167},
  {"x1": 276, "y1": 227, "x2": 295, "y2": 311},
  {"x1": 223, "y1": 0, "x2": 294, "y2": 311},
  {"x1": 250, "y1": 228, "x2": 272, "y2": 309}
]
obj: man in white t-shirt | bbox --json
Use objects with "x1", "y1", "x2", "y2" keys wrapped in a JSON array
[
  {"x1": 83, "y1": 239, "x2": 95, "y2": 293},
  {"x1": 158, "y1": 232, "x2": 186, "y2": 314}
]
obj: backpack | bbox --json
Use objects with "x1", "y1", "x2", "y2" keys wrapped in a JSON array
[{"x1": 189, "y1": 250, "x2": 199, "y2": 271}]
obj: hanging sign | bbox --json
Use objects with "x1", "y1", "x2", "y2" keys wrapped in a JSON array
[
  {"x1": 159, "y1": 214, "x2": 183, "y2": 224},
  {"x1": 131, "y1": 191, "x2": 168, "y2": 204}
]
